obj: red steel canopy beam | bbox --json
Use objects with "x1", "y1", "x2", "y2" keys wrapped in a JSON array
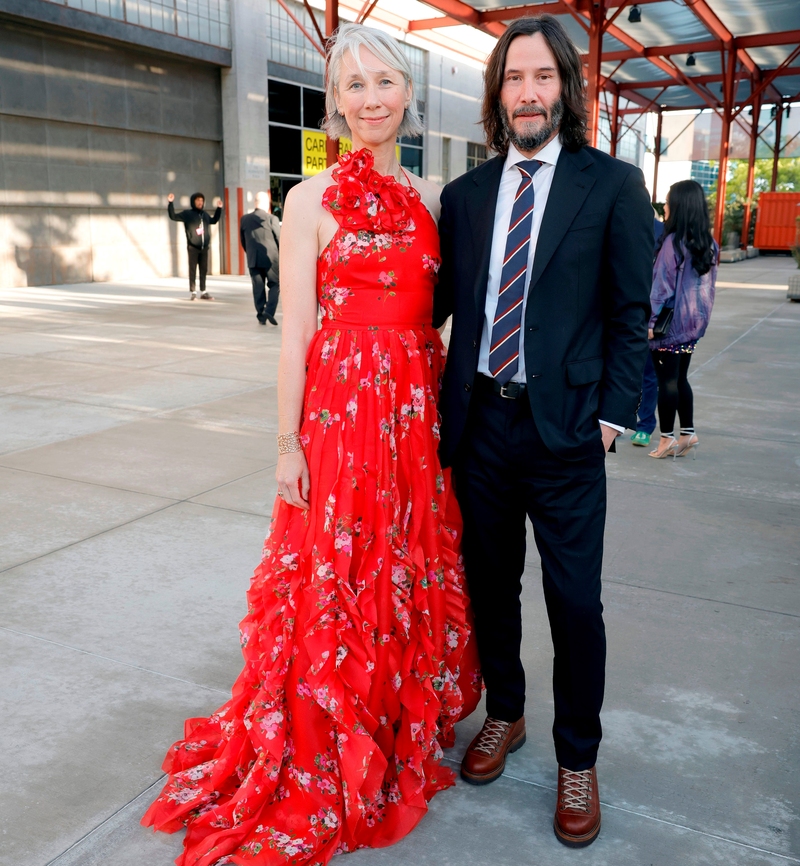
[
  {"x1": 615, "y1": 67, "x2": 800, "y2": 91},
  {"x1": 408, "y1": 15, "x2": 460, "y2": 29},
  {"x1": 410, "y1": 0, "x2": 506, "y2": 36},
  {"x1": 601, "y1": 29, "x2": 800, "y2": 62}
]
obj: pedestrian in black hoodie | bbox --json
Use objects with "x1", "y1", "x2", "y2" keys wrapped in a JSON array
[{"x1": 167, "y1": 192, "x2": 222, "y2": 300}]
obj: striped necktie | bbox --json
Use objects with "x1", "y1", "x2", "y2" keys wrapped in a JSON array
[{"x1": 489, "y1": 159, "x2": 542, "y2": 383}]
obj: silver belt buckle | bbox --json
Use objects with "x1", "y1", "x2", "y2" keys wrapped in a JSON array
[{"x1": 498, "y1": 382, "x2": 514, "y2": 399}]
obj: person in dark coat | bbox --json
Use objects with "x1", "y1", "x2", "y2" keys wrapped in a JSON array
[
  {"x1": 240, "y1": 191, "x2": 281, "y2": 325},
  {"x1": 434, "y1": 15, "x2": 652, "y2": 847},
  {"x1": 167, "y1": 191, "x2": 222, "y2": 300}
]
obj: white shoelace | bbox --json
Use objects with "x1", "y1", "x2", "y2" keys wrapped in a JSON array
[
  {"x1": 471, "y1": 718, "x2": 512, "y2": 756},
  {"x1": 559, "y1": 768, "x2": 593, "y2": 813}
]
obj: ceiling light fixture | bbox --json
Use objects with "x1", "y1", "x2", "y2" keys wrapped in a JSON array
[
  {"x1": 686, "y1": 53, "x2": 696, "y2": 67},
  {"x1": 628, "y1": 4, "x2": 641, "y2": 23}
]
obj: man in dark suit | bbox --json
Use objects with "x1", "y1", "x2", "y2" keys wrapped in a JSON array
[
  {"x1": 435, "y1": 15, "x2": 652, "y2": 847},
  {"x1": 240, "y1": 191, "x2": 281, "y2": 325}
]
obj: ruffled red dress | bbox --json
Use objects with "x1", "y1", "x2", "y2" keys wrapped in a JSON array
[{"x1": 141, "y1": 149, "x2": 481, "y2": 866}]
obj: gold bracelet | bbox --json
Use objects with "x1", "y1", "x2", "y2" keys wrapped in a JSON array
[{"x1": 277, "y1": 432, "x2": 303, "y2": 454}]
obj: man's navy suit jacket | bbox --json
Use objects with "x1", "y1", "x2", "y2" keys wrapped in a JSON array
[{"x1": 434, "y1": 144, "x2": 653, "y2": 466}]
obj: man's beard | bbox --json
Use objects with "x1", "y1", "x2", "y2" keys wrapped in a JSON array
[{"x1": 500, "y1": 99, "x2": 564, "y2": 152}]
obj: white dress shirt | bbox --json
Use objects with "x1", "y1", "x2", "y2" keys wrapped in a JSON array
[{"x1": 477, "y1": 137, "x2": 624, "y2": 435}]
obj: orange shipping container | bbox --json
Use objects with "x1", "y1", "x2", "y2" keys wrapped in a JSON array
[{"x1": 754, "y1": 192, "x2": 800, "y2": 250}]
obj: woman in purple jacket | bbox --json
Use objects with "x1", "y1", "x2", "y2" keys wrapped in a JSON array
[{"x1": 648, "y1": 180, "x2": 718, "y2": 459}]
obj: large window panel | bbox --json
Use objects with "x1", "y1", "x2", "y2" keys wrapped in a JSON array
[
  {"x1": 269, "y1": 80, "x2": 302, "y2": 126},
  {"x1": 302, "y1": 88, "x2": 326, "y2": 131},
  {"x1": 269, "y1": 125, "x2": 302, "y2": 175}
]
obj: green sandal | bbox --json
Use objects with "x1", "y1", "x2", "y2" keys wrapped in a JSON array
[{"x1": 631, "y1": 431, "x2": 651, "y2": 447}]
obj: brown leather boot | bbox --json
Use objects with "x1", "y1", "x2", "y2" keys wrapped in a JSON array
[
  {"x1": 460, "y1": 716, "x2": 526, "y2": 785},
  {"x1": 553, "y1": 765, "x2": 602, "y2": 847}
]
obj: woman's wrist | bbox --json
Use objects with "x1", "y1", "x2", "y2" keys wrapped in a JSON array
[{"x1": 277, "y1": 432, "x2": 303, "y2": 454}]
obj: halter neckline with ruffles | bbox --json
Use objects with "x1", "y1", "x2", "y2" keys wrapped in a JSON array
[{"x1": 322, "y1": 148, "x2": 420, "y2": 234}]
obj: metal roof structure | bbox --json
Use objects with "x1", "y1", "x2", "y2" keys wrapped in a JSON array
[
  {"x1": 409, "y1": 0, "x2": 800, "y2": 113},
  {"x1": 283, "y1": 0, "x2": 800, "y2": 243}
]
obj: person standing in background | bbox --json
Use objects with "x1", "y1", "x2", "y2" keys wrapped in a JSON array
[
  {"x1": 167, "y1": 192, "x2": 222, "y2": 300},
  {"x1": 631, "y1": 214, "x2": 664, "y2": 447},
  {"x1": 648, "y1": 180, "x2": 718, "y2": 459},
  {"x1": 240, "y1": 191, "x2": 281, "y2": 325}
]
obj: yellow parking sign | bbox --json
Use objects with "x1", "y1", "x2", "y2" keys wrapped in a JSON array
[
  {"x1": 303, "y1": 130, "x2": 328, "y2": 176},
  {"x1": 303, "y1": 132, "x2": 401, "y2": 175}
]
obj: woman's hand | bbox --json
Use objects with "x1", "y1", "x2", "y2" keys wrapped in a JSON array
[
  {"x1": 167, "y1": 193, "x2": 175, "y2": 202},
  {"x1": 648, "y1": 328, "x2": 654, "y2": 339},
  {"x1": 276, "y1": 451, "x2": 310, "y2": 510}
]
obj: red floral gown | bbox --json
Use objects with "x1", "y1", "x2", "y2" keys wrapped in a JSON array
[{"x1": 142, "y1": 149, "x2": 481, "y2": 866}]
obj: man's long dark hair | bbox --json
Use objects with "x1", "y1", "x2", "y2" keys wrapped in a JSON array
[
  {"x1": 660, "y1": 180, "x2": 716, "y2": 276},
  {"x1": 481, "y1": 15, "x2": 588, "y2": 155}
]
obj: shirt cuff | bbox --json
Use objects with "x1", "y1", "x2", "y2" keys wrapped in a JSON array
[{"x1": 599, "y1": 420, "x2": 625, "y2": 434}]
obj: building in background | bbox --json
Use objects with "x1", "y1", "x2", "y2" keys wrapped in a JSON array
[
  {"x1": 644, "y1": 107, "x2": 800, "y2": 205},
  {"x1": 0, "y1": 0, "x2": 231, "y2": 287}
]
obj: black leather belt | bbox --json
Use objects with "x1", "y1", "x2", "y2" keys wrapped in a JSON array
[{"x1": 477, "y1": 374, "x2": 527, "y2": 399}]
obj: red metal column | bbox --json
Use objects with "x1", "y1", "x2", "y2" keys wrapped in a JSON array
[
  {"x1": 223, "y1": 187, "x2": 231, "y2": 274},
  {"x1": 713, "y1": 48, "x2": 736, "y2": 247},
  {"x1": 585, "y1": 3, "x2": 604, "y2": 148},
  {"x1": 325, "y1": 0, "x2": 340, "y2": 167},
  {"x1": 652, "y1": 108, "x2": 663, "y2": 204},
  {"x1": 741, "y1": 91, "x2": 761, "y2": 249},
  {"x1": 237, "y1": 187, "x2": 245, "y2": 275},
  {"x1": 609, "y1": 86, "x2": 620, "y2": 158},
  {"x1": 771, "y1": 101, "x2": 783, "y2": 191}
]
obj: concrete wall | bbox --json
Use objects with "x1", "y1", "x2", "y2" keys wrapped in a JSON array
[
  {"x1": 425, "y1": 56, "x2": 486, "y2": 185},
  {"x1": 219, "y1": 0, "x2": 271, "y2": 274},
  {"x1": 0, "y1": 17, "x2": 224, "y2": 287}
]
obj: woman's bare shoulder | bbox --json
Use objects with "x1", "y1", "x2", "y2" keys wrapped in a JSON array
[
  {"x1": 411, "y1": 174, "x2": 441, "y2": 197},
  {"x1": 409, "y1": 175, "x2": 442, "y2": 222}
]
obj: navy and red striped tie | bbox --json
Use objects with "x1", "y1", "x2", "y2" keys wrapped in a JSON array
[{"x1": 489, "y1": 159, "x2": 542, "y2": 383}]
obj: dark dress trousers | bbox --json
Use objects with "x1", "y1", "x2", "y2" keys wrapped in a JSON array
[
  {"x1": 435, "y1": 145, "x2": 653, "y2": 770},
  {"x1": 240, "y1": 209, "x2": 281, "y2": 322}
]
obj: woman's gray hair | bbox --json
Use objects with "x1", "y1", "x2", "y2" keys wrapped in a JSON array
[{"x1": 323, "y1": 23, "x2": 424, "y2": 140}]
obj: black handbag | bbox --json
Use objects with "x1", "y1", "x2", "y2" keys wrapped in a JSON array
[
  {"x1": 652, "y1": 249, "x2": 682, "y2": 339},
  {"x1": 652, "y1": 302, "x2": 674, "y2": 338}
]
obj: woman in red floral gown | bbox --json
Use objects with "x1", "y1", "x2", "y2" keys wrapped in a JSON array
[{"x1": 142, "y1": 23, "x2": 480, "y2": 866}]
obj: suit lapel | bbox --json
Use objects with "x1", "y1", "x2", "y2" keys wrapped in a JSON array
[
  {"x1": 465, "y1": 156, "x2": 504, "y2": 313},
  {"x1": 529, "y1": 147, "x2": 595, "y2": 290}
]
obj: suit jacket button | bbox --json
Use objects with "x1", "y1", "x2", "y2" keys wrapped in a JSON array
[
  {"x1": 472, "y1": 340, "x2": 477, "y2": 348},
  {"x1": 464, "y1": 383, "x2": 472, "y2": 392}
]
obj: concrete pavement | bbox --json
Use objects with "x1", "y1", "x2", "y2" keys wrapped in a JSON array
[{"x1": 1, "y1": 258, "x2": 798, "y2": 866}]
